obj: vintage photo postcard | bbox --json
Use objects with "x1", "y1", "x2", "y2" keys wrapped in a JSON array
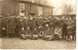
[{"x1": 0, "y1": 0, "x2": 76, "y2": 49}]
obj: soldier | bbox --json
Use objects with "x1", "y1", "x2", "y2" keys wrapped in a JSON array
[
  {"x1": 66, "y1": 25, "x2": 76, "y2": 41},
  {"x1": 1, "y1": 18, "x2": 8, "y2": 37},
  {"x1": 62, "y1": 23, "x2": 68, "y2": 40}
]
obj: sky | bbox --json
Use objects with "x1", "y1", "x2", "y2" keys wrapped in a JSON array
[{"x1": 47, "y1": 0, "x2": 76, "y2": 15}]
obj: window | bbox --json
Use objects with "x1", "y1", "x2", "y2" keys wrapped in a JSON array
[
  {"x1": 37, "y1": 6, "x2": 43, "y2": 16},
  {"x1": 19, "y1": 3, "x2": 25, "y2": 16}
]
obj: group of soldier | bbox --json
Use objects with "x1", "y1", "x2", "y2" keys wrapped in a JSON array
[{"x1": 0, "y1": 15, "x2": 76, "y2": 41}]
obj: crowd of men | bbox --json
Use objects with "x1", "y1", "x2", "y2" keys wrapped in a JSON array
[{"x1": 0, "y1": 15, "x2": 76, "y2": 41}]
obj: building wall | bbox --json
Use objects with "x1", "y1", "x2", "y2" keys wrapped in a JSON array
[
  {"x1": 0, "y1": 1, "x2": 3, "y2": 17},
  {"x1": 19, "y1": 1, "x2": 53, "y2": 17},
  {"x1": 1, "y1": 0, "x2": 18, "y2": 17},
  {"x1": 0, "y1": 0, "x2": 53, "y2": 17}
]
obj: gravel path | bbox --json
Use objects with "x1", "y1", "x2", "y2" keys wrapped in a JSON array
[{"x1": 0, "y1": 38, "x2": 76, "y2": 49}]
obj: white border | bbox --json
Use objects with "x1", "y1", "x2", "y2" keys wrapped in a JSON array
[{"x1": 76, "y1": 0, "x2": 77, "y2": 50}]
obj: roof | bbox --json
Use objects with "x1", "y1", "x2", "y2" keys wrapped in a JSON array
[{"x1": 19, "y1": 0, "x2": 53, "y2": 8}]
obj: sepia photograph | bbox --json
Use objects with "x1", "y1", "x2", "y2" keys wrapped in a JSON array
[{"x1": 0, "y1": 0, "x2": 76, "y2": 49}]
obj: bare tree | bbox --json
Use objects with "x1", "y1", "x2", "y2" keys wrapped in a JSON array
[{"x1": 62, "y1": 3, "x2": 73, "y2": 15}]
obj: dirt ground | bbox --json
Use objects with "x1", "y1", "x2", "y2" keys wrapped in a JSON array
[{"x1": 0, "y1": 38, "x2": 76, "y2": 49}]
